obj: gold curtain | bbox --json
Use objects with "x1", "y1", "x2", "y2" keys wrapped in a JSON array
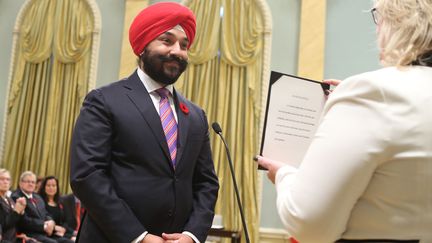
[
  {"x1": 2, "y1": 0, "x2": 98, "y2": 193},
  {"x1": 179, "y1": 0, "x2": 268, "y2": 242}
]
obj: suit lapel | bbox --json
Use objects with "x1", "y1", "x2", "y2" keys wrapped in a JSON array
[
  {"x1": 17, "y1": 190, "x2": 41, "y2": 217},
  {"x1": 173, "y1": 91, "x2": 190, "y2": 169},
  {"x1": 123, "y1": 71, "x2": 172, "y2": 165},
  {"x1": 0, "y1": 197, "x2": 11, "y2": 211},
  {"x1": 27, "y1": 196, "x2": 41, "y2": 217}
]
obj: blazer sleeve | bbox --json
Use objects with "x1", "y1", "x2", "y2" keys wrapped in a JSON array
[
  {"x1": 17, "y1": 210, "x2": 45, "y2": 233},
  {"x1": 70, "y1": 89, "x2": 145, "y2": 243},
  {"x1": 59, "y1": 195, "x2": 77, "y2": 231},
  {"x1": 182, "y1": 110, "x2": 219, "y2": 242},
  {"x1": 11, "y1": 193, "x2": 45, "y2": 233},
  {"x1": 57, "y1": 204, "x2": 75, "y2": 238},
  {"x1": 0, "y1": 205, "x2": 21, "y2": 232}
]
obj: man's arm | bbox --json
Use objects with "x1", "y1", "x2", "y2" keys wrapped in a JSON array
[
  {"x1": 16, "y1": 211, "x2": 45, "y2": 233},
  {"x1": 70, "y1": 89, "x2": 145, "y2": 243},
  {"x1": 0, "y1": 201, "x2": 22, "y2": 231},
  {"x1": 182, "y1": 110, "x2": 219, "y2": 242}
]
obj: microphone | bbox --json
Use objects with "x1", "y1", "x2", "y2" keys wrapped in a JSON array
[
  {"x1": 211, "y1": 122, "x2": 250, "y2": 243},
  {"x1": 211, "y1": 122, "x2": 222, "y2": 134}
]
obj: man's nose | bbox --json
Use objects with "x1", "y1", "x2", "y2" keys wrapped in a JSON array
[{"x1": 169, "y1": 42, "x2": 188, "y2": 60}]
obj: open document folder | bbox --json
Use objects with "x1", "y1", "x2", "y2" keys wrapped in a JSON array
[{"x1": 259, "y1": 71, "x2": 330, "y2": 169}]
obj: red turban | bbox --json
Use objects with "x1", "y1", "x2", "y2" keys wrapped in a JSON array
[{"x1": 129, "y1": 2, "x2": 196, "y2": 56}]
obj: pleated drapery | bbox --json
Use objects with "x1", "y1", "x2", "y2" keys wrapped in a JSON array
[
  {"x1": 1, "y1": 0, "x2": 101, "y2": 193},
  {"x1": 179, "y1": 1, "x2": 272, "y2": 242}
]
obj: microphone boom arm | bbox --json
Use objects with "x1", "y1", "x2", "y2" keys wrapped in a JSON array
[{"x1": 212, "y1": 122, "x2": 250, "y2": 243}]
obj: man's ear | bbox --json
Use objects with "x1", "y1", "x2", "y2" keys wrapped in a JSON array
[{"x1": 136, "y1": 57, "x2": 141, "y2": 67}]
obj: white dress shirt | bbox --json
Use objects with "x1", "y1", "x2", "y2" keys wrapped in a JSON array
[
  {"x1": 275, "y1": 66, "x2": 432, "y2": 243},
  {"x1": 137, "y1": 68, "x2": 178, "y2": 121},
  {"x1": 132, "y1": 68, "x2": 199, "y2": 243}
]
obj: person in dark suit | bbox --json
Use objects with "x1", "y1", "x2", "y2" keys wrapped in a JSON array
[
  {"x1": 38, "y1": 176, "x2": 75, "y2": 241},
  {"x1": 59, "y1": 194, "x2": 82, "y2": 237},
  {"x1": 0, "y1": 168, "x2": 27, "y2": 243},
  {"x1": 70, "y1": 2, "x2": 219, "y2": 243},
  {"x1": 11, "y1": 171, "x2": 72, "y2": 243}
]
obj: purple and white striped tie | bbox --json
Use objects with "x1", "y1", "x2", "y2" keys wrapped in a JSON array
[{"x1": 155, "y1": 88, "x2": 178, "y2": 167}]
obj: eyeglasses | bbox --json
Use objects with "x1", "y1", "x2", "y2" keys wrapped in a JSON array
[
  {"x1": 0, "y1": 177, "x2": 11, "y2": 182},
  {"x1": 371, "y1": 8, "x2": 379, "y2": 25},
  {"x1": 21, "y1": 180, "x2": 36, "y2": 184}
]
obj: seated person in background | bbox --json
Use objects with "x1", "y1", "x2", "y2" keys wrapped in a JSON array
[
  {"x1": 38, "y1": 177, "x2": 75, "y2": 241},
  {"x1": 35, "y1": 177, "x2": 44, "y2": 194},
  {"x1": 11, "y1": 171, "x2": 71, "y2": 243},
  {"x1": 59, "y1": 194, "x2": 83, "y2": 236},
  {"x1": 0, "y1": 168, "x2": 29, "y2": 243}
]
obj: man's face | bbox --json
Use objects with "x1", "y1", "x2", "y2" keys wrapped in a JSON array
[
  {"x1": 141, "y1": 28, "x2": 189, "y2": 85},
  {"x1": 19, "y1": 175, "x2": 36, "y2": 194},
  {"x1": 0, "y1": 172, "x2": 11, "y2": 194}
]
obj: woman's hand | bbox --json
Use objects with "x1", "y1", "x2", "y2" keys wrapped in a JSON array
[
  {"x1": 323, "y1": 79, "x2": 342, "y2": 97},
  {"x1": 255, "y1": 156, "x2": 286, "y2": 184},
  {"x1": 323, "y1": 79, "x2": 342, "y2": 86}
]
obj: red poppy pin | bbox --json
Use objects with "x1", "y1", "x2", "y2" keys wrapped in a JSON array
[{"x1": 180, "y1": 102, "x2": 189, "y2": 115}]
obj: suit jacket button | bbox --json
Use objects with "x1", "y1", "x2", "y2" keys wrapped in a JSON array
[{"x1": 168, "y1": 210, "x2": 173, "y2": 217}]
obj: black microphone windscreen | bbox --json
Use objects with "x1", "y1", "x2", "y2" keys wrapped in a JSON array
[{"x1": 211, "y1": 122, "x2": 222, "y2": 134}]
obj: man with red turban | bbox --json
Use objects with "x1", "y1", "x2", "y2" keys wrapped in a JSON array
[{"x1": 70, "y1": 2, "x2": 219, "y2": 243}]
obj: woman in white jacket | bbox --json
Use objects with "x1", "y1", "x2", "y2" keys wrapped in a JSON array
[{"x1": 257, "y1": 0, "x2": 432, "y2": 242}]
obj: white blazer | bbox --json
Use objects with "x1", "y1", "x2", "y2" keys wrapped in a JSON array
[{"x1": 275, "y1": 66, "x2": 432, "y2": 243}]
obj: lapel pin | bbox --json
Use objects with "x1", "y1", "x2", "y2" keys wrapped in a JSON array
[{"x1": 180, "y1": 102, "x2": 189, "y2": 115}]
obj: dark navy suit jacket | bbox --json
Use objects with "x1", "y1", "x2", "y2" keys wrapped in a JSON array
[
  {"x1": 0, "y1": 196, "x2": 21, "y2": 241},
  {"x1": 11, "y1": 189, "x2": 51, "y2": 236},
  {"x1": 70, "y1": 71, "x2": 219, "y2": 243}
]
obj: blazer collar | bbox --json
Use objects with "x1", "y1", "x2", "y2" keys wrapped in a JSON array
[
  {"x1": 173, "y1": 92, "x2": 190, "y2": 170},
  {"x1": 123, "y1": 71, "x2": 190, "y2": 171},
  {"x1": 0, "y1": 196, "x2": 12, "y2": 211},
  {"x1": 20, "y1": 191, "x2": 42, "y2": 217},
  {"x1": 136, "y1": 67, "x2": 174, "y2": 95}
]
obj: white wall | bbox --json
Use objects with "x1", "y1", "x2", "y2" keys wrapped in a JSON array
[{"x1": 325, "y1": 0, "x2": 380, "y2": 79}]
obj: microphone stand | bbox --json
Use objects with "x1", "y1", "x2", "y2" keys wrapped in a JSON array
[{"x1": 212, "y1": 122, "x2": 250, "y2": 243}]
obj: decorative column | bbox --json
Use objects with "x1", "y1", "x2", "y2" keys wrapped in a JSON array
[{"x1": 297, "y1": 0, "x2": 326, "y2": 80}]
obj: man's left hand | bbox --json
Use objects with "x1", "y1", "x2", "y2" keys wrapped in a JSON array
[{"x1": 162, "y1": 233, "x2": 194, "y2": 243}]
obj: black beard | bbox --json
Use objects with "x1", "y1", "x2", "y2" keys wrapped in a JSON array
[{"x1": 141, "y1": 49, "x2": 188, "y2": 85}]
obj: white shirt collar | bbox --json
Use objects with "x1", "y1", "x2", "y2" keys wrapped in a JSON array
[
  {"x1": 22, "y1": 191, "x2": 32, "y2": 199},
  {"x1": 136, "y1": 68, "x2": 174, "y2": 95}
]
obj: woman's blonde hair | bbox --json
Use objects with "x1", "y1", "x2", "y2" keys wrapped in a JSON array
[{"x1": 375, "y1": 0, "x2": 432, "y2": 66}]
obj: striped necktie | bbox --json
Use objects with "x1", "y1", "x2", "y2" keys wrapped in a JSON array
[{"x1": 155, "y1": 88, "x2": 178, "y2": 167}]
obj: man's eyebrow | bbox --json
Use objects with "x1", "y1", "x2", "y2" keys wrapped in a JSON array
[{"x1": 162, "y1": 31, "x2": 189, "y2": 42}]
